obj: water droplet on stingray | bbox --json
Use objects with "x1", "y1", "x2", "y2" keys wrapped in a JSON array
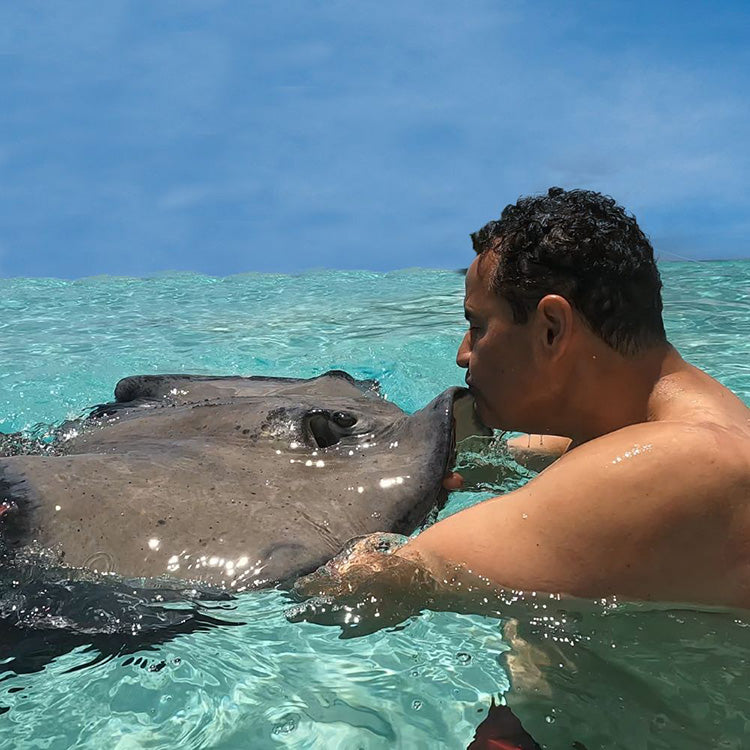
[{"x1": 84, "y1": 551, "x2": 115, "y2": 574}]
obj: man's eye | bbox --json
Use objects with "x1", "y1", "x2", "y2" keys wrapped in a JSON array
[{"x1": 468, "y1": 324, "x2": 484, "y2": 341}]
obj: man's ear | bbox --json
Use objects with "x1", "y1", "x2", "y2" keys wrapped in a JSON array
[{"x1": 535, "y1": 294, "x2": 574, "y2": 356}]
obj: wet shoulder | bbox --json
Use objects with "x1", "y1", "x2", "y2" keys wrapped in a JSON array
[
  {"x1": 653, "y1": 367, "x2": 750, "y2": 478},
  {"x1": 651, "y1": 364, "x2": 750, "y2": 433},
  {"x1": 555, "y1": 418, "x2": 749, "y2": 502}
]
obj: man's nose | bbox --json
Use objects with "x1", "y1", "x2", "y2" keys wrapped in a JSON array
[{"x1": 456, "y1": 332, "x2": 470, "y2": 369}]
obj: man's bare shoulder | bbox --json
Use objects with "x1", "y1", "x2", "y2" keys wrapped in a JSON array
[
  {"x1": 402, "y1": 417, "x2": 750, "y2": 605},
  {"x1": 558, "y1": 358, "x2": 750, "y2": 485},
  {"x1": 560, "y1": 418, "x2": 747, "y2": 476},
  {"x1": 651, "y1": 362, "x2": 750, "y2": 432},
  {"x1": 507, "y1": 418, "x2": 746, "y2": 526}
]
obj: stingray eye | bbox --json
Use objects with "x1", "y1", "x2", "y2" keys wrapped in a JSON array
[
  {"x1": 305, "y1": 411, "x2": 340, "y2": 449},
  {"x1": 332, "y1": 411, "x2": 357, "y2": 428}
]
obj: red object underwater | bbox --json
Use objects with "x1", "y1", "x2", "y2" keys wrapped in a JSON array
[{"x1": 467, "y1": 699, "x2": 542, "y2": 750}]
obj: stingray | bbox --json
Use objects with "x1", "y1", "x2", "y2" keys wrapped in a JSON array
[{"x1": 0, "y1": 370, "x2": 484, "y2": 595}]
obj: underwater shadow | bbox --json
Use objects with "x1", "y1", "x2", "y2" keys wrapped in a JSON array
[{"x1": 0, "y1": 548, "x2": 244, "y2": 700}]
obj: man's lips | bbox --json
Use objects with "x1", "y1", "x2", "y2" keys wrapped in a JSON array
[{"x1": 465, "y1": 381, "x2": 485, "y2": 416}]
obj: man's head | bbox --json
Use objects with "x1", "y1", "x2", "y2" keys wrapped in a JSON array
[
  {"x1": 459, "y1": 187, "x2": 667, "y2": 433},
  {"x1": 471, "y1": 187, "x2": 665, "y2": 355}
]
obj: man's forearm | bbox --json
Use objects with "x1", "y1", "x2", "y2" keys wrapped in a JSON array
[{"x1": 506, "y1": 434, "x2": 571, "y2": 472}]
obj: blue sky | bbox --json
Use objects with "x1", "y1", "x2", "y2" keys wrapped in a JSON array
[{"x1": 1, "y1": 0, "x2": 748, "y2": 277}]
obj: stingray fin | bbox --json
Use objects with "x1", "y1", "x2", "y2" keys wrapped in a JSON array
[
  {"x1": 317, "y1": 370, "x2": 381, "y2": 396},
  {"x1": 108, "y1": 370, "x2": 382, "y2": 407}
]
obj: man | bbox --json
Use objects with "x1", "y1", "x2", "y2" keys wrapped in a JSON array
[
  {"x1": 396, "y1": 187, "x2": 750, "y2": 607},
  {"x1": 290, "y1": 188, "x2": 749, "y2": 747}
]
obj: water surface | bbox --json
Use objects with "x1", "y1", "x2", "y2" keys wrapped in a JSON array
[{"x1": 0, "y1": 262, "x2": 748, "y2": 748}]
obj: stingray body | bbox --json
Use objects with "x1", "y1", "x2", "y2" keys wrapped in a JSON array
[{"x1": 0, "y1": 371, "x2": 481, "y2": 591}]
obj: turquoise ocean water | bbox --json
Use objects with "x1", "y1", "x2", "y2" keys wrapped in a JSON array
[{"x1": 0, "y1": 262, "x2": 749, "y2": 748}]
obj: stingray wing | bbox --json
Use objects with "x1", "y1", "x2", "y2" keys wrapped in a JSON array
[{"x1": 0, "y1": 438, "x2": 357, "y2": 589}]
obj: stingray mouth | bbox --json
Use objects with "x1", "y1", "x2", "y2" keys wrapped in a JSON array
[
  {"x1": 449, "y1": 414, "x2": 457, "y2": 469},
  {"x1": 420, "y1": 387, "x2": 491, "y2": 486},
  {"x1": 444, "y1": 394, "x2": 465, "y2": 483},
  {"x1": 303, "y1": 409, "x2": 360, "y2": 449}
]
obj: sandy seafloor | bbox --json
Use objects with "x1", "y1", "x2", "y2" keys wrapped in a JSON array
[{"x1": 0, "y1": 262, "x2": 748, "y2": 748}]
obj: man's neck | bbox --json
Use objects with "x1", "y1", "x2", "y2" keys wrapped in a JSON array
[{"x1": 561, "y1": 342, "x2": 681, "y2": 448}]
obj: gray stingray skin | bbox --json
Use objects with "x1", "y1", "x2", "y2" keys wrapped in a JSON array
[{"x1": 0, "y1": 371, "x2": 482, "y2": 590}]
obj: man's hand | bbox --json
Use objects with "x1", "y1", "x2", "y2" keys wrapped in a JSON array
[
  {"x1": 286, "y1": 533, "x2": 441, "y2": 635},
  {"x1": 443, "y1": 471, "x2": 465, "y2": 490}
]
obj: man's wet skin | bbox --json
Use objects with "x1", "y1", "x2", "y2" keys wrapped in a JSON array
[{"x1": 395, "y1": 253, "x2": 750, "y2": 608}]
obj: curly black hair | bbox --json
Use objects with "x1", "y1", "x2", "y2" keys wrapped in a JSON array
[{"x1": 471, "y1": 187, "x2": 666, "y2": 355}]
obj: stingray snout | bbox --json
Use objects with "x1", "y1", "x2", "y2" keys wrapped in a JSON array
[
  {"x1": 408, "y1": 387, "x2": 490, "y2": 444},
  {"x1": 402, "y1": 387, "x2": 491, "y2": 486},
  {"x1": 376, "y1": 388, "x2": 489, "y2": 534}
]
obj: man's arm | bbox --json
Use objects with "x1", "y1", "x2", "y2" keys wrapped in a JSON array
[
  {"x1": 447, "y1": 434, "x2": 570, "y2": 490},
  {"x1": 506, "y1": 434, "x2": 571, "y2": 472},
  {"x1": 400, "y1": 422, "x2": 736, "y2": 604}
]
